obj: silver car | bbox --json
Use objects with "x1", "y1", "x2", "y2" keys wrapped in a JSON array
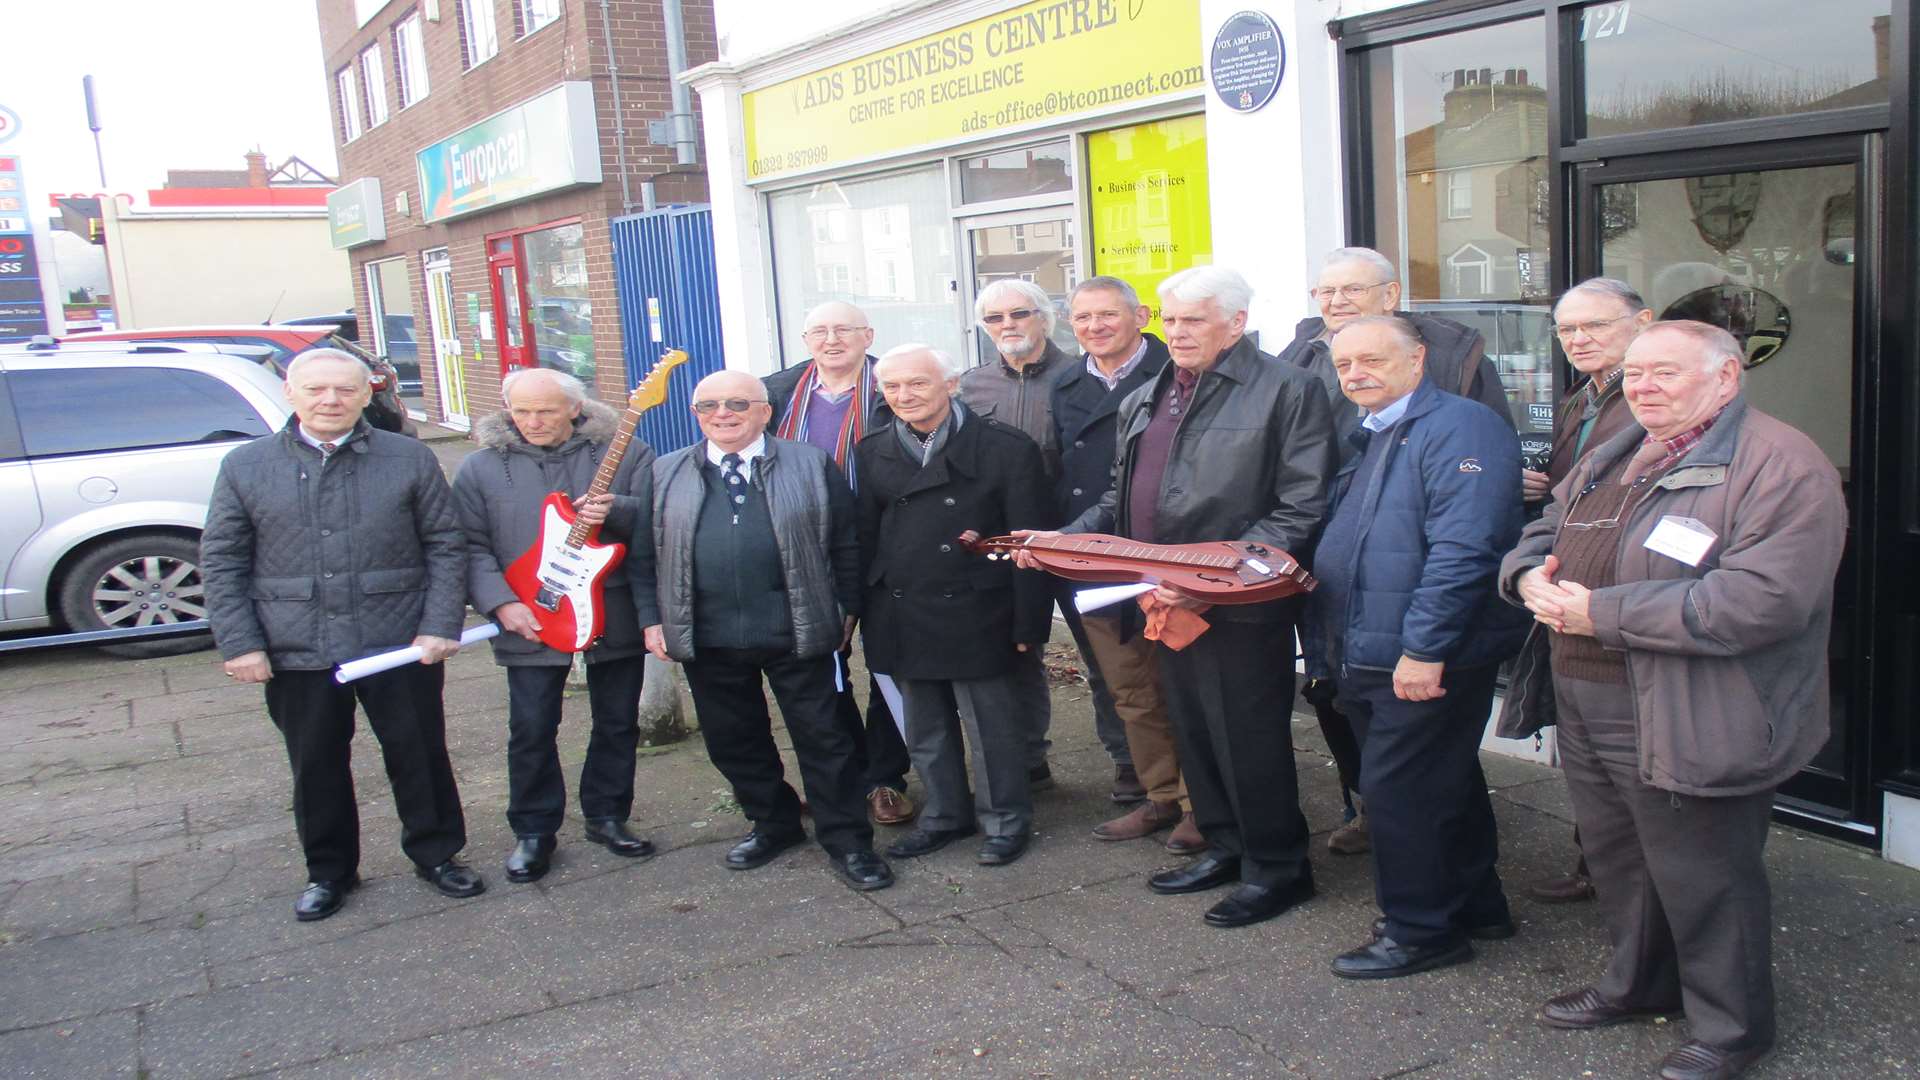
[{"x1": 0, "y1": 342, "x2": 292, "y2": 657}]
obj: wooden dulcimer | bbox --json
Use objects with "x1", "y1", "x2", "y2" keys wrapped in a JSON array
[
  {"x1": 503, "y1": 350, "x2": 688, "y2": 651},
  {"x1": 957, "y1": 531, "x2": 1315, "y2": 605}
]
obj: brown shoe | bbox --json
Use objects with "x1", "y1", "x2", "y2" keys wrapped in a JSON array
[
  {"x1": 1165, "y1": 811, "x2": 1206, "y2": 854},
  {"x1": 1526, "y1": 871, "x2": 1597, "y2": 904},
  {"x1": 1657, "y1": 1040, "x2": 1768, "y2": 1080},
  {"x1": 1092, "y1": 799, "x2": 1180, "y2": 841},
  {"x1": 1110, "y1": 764, "x2": 1146, "y2": 804},
  {"x1": 867, "y1": 787, "x2": 917, "y2": 826},
  {"x1": 1538, "y1": 986, "x2": 1681, "y2": 1030},
  {"x1": 1327, "y1": 813, "x2": 1371, "y2": 855}
]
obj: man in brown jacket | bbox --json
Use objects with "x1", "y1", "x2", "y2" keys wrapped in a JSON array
[{"x1": 1500, "y1": 321, "x2": 1845, "y2": 1080}]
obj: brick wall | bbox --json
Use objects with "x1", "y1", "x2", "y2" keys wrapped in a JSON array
[{"x1": 315, "y1": 0, "x2": 715, "y2": 420}]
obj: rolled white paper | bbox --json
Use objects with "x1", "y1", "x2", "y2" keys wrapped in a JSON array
[
  {"x1": 334, "y1": 623, "x2": 502, "y2": 683},
  {"x1": 1073, "y1": 582, "x2": 1156, "y2": 614},
  {"x1": 872, "y1": 672, "x2": 907, "y2": 739}
]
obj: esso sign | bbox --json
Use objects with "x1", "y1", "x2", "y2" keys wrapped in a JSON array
[{"x1": 0, "y1": 237, "x2": 25, "y2": 254}]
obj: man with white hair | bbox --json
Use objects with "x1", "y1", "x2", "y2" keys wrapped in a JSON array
[
  {"x1": 203, "y1": 349, "x2": 480, "y2": 921},
  {"x1": 959, "y1": 278, "x2": 1073, "y2": 791},
  {"x1": 451, "y1": 368, "x2": 660, "y2": 884},
  {"x1": 1280, "y1": 246, "x2": 1513, "y2": 857},
  {"x1": 857, "y1": 344, "x2": 1052, "y2": 867},
  {"x1": 1028, "y1": 267, "x2": 1337, "y2": 928},
  {"x1": 1502, "y1": 321, "x2": 1844, "y2": 1080},
  {"x1": 765, "y1": 301, "x2": 916, "y2": 827}
]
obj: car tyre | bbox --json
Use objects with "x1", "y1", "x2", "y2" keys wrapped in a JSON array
[{"x1": 58, "y1": 535, "x2": 214, "y2": 658}]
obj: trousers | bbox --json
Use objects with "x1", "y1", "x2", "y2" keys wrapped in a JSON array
[
  {"x1": 684, "y1": 647, "x2": 873, "y2": 856},
  {"x1": 1156, "y1": 619, "x2": 1309, "y2": 888},
  {"x1": 1555, "y1": 675, "x2": 1776, "y2": 1052},
  {"x1": 1079, "y1": 610, "x2": 1186, "y2": 807},
  {"x1": 836, "y1": 658, "x2": 911, "y2": 793},
  {"x1": 1054, "y1": 581, "x2": 1130, "y2": 767},
  {"x1": 897, "y1": 672, "x2": 1032, "y2": 838},
  {"x1": 503, "y1": 655, "x2": 645, "y2": 837},
  {"x1": 264, "y1": 664, "x2": 466, "y2": 883},
  {"x1": 1338, "y1": 665, "x2": 1509, "y2": 948}
]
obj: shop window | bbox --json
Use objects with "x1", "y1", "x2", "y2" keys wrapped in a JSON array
[
  {"x1": 365, "y1": 257, "x2": 421, "y2": 411},
  {"x1": 770, "y1": 166, "x2": 959, "y2": 364},
  {"x1": 395, "y1": 11, "x2": 430, "y2": 108},
  {"x1": 959, "y1": 142, "x2": 1073, "y2": 204},
  {"x1": 1085, "y1": 115, "x2": 1212, "y2": 339},
  {"x1": 360, "y1": 43, "x2": 389, "y2": 128},
  {"x1": 522, "y1": 222, "x2": 595, "y2": 379},
  {"x1": 1579, "y1": 1, "x2": 1891, "y2": 138},
  {"x1": 460, "y1": 0, "x2": 499, "y2": 68},
  {"x1": 335, "y1": 67, "x2": 363, "y2": 143},
  {"x1": 519, "y1": 0, "x2": 561, "y2": 37},
  {"x1": 1359, "y1": 17, "x2": 1550, "y2": 430}
]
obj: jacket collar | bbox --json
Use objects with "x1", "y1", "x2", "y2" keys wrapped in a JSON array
[
  {"x1": 282, "y1": 415, "x2": 373, "y2": 455},
  {"x1": 1577, "y1": 394, "x2": 1749, "y2": 491},
  {"x1": 995, "y1": 339, "x2": 1069, "y2": 380},
  {"x1": 473, "y1": 397, "x2": 620, "y2": 453},
  {"x1": 1143, "y1": 333, "x2": 1261, "y2": 396}
]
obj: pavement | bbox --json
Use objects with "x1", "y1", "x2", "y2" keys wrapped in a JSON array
[{"x1": 3, "y1": 424, "x2": 1917, "y2": 1078}]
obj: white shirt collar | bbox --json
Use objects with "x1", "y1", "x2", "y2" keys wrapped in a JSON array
[
  {"x1": 298, "y1": 424, "x2": 353, "y2": 452},
  {"x1": 706, "y1": 434, "x2": 767, "y2": 468},
  {"x1": 1085, "y1": 336, "x2": 1150, "y2": 390},
  {"x1": 1361, "y1": 391, "x2": 1414, "y2": 432}
]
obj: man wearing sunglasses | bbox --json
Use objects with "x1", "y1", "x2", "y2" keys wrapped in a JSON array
[
  {"x1": 1279, "y1": 247, "x2": 1512, "y2": 860},
  {"x1": 646, "y1": 370, "x2": 893, "y2": 892},
  {"x1": 766, "y1": 302, "x2": 917, "y2": 831},
  {"x1": 959, "y1": 280, "x2": 1074, "y2": 794}
]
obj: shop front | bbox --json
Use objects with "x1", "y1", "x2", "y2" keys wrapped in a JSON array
[{"x1": 691, "y1": 0, "x2": 1212, "y2": 373}]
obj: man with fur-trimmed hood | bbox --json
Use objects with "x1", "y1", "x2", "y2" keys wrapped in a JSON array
[{"x1": 451, "y1": 369, "x2": 660, "y2": 884}]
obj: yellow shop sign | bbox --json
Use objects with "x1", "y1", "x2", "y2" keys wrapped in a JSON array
[{"x1": 743, "y1": 0, "x2": 1202, "y2": 182}]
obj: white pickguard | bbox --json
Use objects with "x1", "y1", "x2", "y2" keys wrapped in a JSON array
[{"x1": 532, "y1": 503, "x2": 621, "y2": 649}]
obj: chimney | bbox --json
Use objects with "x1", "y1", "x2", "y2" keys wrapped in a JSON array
[
  {"x1": 245, "y1": 149, "x2": 268, "y2": 188},
  {"x1": 1875, "y1": 15, "x2": 1890, "y2": 80}
]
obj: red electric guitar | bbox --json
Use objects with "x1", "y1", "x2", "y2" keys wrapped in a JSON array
[{"x1": 503, "y1": 350, "x2": 688, "y2": 652}]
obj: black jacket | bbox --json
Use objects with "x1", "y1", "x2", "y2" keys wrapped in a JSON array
[
  {"x1": 1278, "y1": 312, "x2": 1511, "y2": 461},
  {"x1": 855, "y1": 414, "x2": 1053, "y2": 680},
  {"x1": 1050, "y1": 333, "x2": 1169, "y2": 526},
  {"x1": 1066, "y1": 336, "x2": 1337, "y2": 624}
]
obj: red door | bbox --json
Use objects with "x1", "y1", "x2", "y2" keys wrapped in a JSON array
[{"x1": 487, "y1": 235, "x2": 533, "y2": 373}]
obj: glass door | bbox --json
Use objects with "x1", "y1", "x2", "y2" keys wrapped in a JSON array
[
  {"x1": 1574, "y1": 136, "x2": 1876, "y2": 827},
  {"x1": 960, "y1": 208, "x2": 1080, "y2": 370},
  {"x1": 487, "y1": 235, "x2": 533, "y2": 373},
  {"x1": 422, "y1": 250, "x2": 467, "y2": 429}
]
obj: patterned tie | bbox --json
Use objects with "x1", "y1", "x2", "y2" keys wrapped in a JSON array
[
  {"x1": 722, "y1": 453, "x2": 747, "y2": 525},
  {"x1": 318, "y1": 442, "x2": 337, "y2": 457}
]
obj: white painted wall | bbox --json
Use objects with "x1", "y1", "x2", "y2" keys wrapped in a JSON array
[{"x1": 100, "y1": 203, "x2": 350, "y2": 330}]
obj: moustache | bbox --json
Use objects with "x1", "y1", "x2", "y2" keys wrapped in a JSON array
[{"x1": 1344, "y1": 381, "x2": 1383, "y2": 393}]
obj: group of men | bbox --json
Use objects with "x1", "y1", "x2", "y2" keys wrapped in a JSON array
[{"x1": 201, "y1": 244, "x2": 1841, "y2": 1080}]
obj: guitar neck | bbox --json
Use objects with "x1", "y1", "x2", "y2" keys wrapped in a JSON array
[{"x1": 567, "y1": 406, "x2": 643, "y2": 545}]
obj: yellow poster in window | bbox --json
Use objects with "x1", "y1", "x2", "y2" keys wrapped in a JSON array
[{"x1": 1086, "y1": 114, "x2": 1212, "y2": 338}]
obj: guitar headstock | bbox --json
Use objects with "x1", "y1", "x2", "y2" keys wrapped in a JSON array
[
  {"x1": 628, "y1": 350, "x2": 689, "y2": 412},
  {"x1": 956, "y1": 531, "x2": 1022, "y2": 560}
]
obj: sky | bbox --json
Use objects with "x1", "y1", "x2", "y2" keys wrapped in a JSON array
[{"x1": 1, "y1": 1, "x2": 338, "y2": 205}]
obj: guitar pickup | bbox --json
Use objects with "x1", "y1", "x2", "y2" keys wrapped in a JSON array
[{"x1": 534, "y1": 586, "x2": 562, "y2": 612}]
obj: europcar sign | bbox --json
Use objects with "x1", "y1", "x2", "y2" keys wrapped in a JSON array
[{"x1": 416, "y1": 82, "x2": 603, "y2": 224}]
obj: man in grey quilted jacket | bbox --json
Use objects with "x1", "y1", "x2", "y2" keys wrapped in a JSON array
[{"x1": 202, "y1": 349, "x2": 482, "y2": 923}]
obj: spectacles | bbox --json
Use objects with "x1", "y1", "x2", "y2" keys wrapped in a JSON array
[
  {"x1": 690, "y1": 398, "x2": 766, "y2": 414},
  {"x1": 802, "y1": 324, "x2": 868, "y2": 341},
  {"x1": 981, "y1": 309, "x2": 1036, "y2": 325},
  {"x1": 1309, "y1": 282, "x2": 1391, "y2": 302},
  {"x1": 1554, "y1": 314, "x2": 1633, "y2": 340}
]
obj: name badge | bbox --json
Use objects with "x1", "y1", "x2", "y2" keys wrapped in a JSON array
[{"x1": 1643, "y1": 515, "x2": 1717, "y2": 567}]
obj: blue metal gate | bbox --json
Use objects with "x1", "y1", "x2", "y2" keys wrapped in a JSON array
[{"x1": 610, "y1": 205, "x2": 724, "y2": 455}]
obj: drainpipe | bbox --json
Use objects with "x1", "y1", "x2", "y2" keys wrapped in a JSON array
[
  {"x1": 661, "y1": 0, "x2": 699, "y2": 166},
  {"x1": 598, "y1": 0, "x2": 635, "y2": 212}
]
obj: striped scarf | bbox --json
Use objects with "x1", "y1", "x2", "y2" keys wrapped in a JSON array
[{"x1": 775, "y1": 357, "x2": 875, "y2": 491}]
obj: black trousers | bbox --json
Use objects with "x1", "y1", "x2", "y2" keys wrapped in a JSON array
[
  {"x1": 504, "y1": 655, "x2": 645, "y2": 837},
  {"x1": 1302, "y1": 677, "x2": 1363, "y2": 801},
  {"x1": 684, "y1": 647, "x2": 873, "y2": 857},
  {"x1": 264, "y1": 664, "x2": 466, "y2": 884},
  {"x1": 1055, "y1": 579, "x2": 1130, "y2": 768},
  {"x1": 836, "y1": 657, "x2": 911, "y2": 793},
  {"x1": 1156, "y1": 619, "x2": 1311, "y2": 889},
  {"x1": 1339, "y1": 665, "x2": 1509, "y2": 948}
]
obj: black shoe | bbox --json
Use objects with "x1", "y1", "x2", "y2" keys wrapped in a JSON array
[
  {"x1": 1331, "y1": 934, "x2": 1474, "y2": 979},
  {"x1": 885, "y1": 825, "x2": 977, "y2": 859},
  {"x1": 1539, "y1": 986, "x2": 1683, "y2": 1030},
  {"x1": 1028, "y1": 763, "x2": 1055, "y2": 791},
  {"x1": 1147, "y1": 853, "x2": 1241, "y2": 895},
  {"x1": 293, "y1": 876, "x2": 359, "y2": 922},
  {"x1": 1371, "y1": 914, "x2": 1516, "y2": 942},
  {"x1": 415, "y1": 858, "x2": 487, "y2": 899},
  {"x1": 505, "y1": 836, "x2": 556, "y2": 883},
  {"x1": 832, "y1": 850, "x2": 895, "y2": 891},
  {"x1": 725, "y1": 829, "x2": 805, "y2": 870},
  {"x1": 1204, "y1": 879, "x2": 1315, "y2": 928},
  {"x1": 584, "y1": 819, "x2": 656, "y2": 859},
  {"x1": 1657, "y1": 1039, "x2": 1769, "y2": 1080},
  {"x1": 976, "y1": 832, "x2": 1030, "y2": 866}
]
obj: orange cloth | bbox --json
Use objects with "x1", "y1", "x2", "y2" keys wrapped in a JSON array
[{"x1": 1138, "y1": 592, "x2": 1211, "y2": 650}]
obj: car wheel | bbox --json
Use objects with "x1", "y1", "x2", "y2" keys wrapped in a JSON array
[{"x1": 58, "y1": 535, "x2": 214, "y2": 658}]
